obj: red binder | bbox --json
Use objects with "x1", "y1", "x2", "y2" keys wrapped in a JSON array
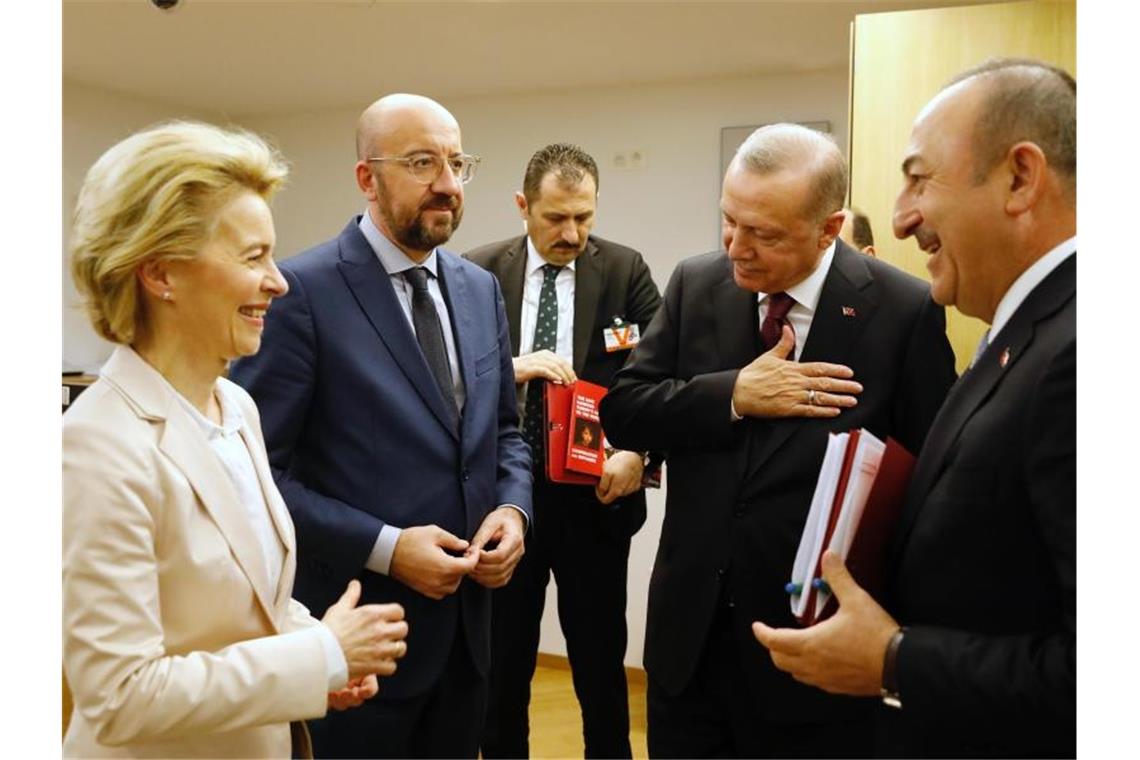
[
  {"x1": 792, "y1": 432, "x2": 916, "y2": 626},
  {"x1": 543, "y1": 381, "x2": 605, "y2": 485},
  {"x1": 565, "y1": 381, "x2": 607, "y2": 478},
  {"x1": 835, "y1": 437, "x2": 915, "y2": 615}
]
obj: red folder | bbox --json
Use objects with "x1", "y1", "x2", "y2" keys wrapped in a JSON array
[
  {"x1": 792, "y1": 432, "x2": 915, "y2": 626},
  {"x1": 832, "y1": 437, "x2": 915, "y2": 616},
  {"x1": 565, "y1": 381, "x2": 607, "y2": 477},
  {"x1": 543, "y1": 381, "x2": 602, "y2": 485}
]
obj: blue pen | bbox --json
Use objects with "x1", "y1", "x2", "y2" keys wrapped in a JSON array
[
  {"x1": 785, "y1": 582, "x2": 803, "y2": 595},
  {"x1": 812, "y1": 578, "x2": 831, "y2": 594}
]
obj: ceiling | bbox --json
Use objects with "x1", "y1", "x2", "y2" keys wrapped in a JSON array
[{"x1": 63, "y1": 0, "x2": 995, "y2": 118}]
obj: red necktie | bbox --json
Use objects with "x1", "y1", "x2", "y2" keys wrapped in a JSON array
[{"x1": 760, "y1": 292, "x2": 795, "y2": 353}]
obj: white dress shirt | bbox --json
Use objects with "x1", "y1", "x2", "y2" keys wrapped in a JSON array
[
  {"x1": 519, "y1": 236, "x2": 577, "y2": 362},
  {"x1": 732, "y1": 241, "x2": 836, "y2": 420},
  {"x1": 170, "y1": 380, "x2": 347, "y2": 691},
  {"x1": 756, "y1": 240, "x2": 835, "y2": 360},
  {"x1": 987, "y1": 236, "x2": 1076, "y2": 346}
]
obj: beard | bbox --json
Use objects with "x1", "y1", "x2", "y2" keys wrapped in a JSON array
[{"x1": 380, "y1": 192, "x2": 464, "y2": 252}]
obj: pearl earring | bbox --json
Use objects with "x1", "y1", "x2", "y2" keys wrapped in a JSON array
[{"x1": 162, "y1": 291, "x2": 173, "y2": 301}]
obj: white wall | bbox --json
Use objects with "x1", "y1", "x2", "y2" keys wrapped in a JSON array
[
  {"x1": 246, "y1": 69, "x2": 849, "y2": 281},
  {"x1": 63, "y1": 67, "x2": 848, "y2": 666}
]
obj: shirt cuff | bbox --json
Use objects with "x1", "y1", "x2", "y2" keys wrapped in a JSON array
[
  {"x1": 730, "y1": 397, "x2": 743, "y2": 422},
  {"x1": 365, "y1": 524, "x2": 403, "y2": 576},
  {"x1": 314, "y1": 622, "x2": 349, "y2": 691}
]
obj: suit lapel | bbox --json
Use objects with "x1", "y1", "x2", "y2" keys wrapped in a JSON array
[
  {"x1": 159, "y1": 407, "x2": 280, "y2": 630},
  {"x1": 892, "y1": 254, "x2": 1076, "y2": 554},
  {"x1": 496, "y1": 236, "x2": 528, "y2": 355},
  {"x1": 336, "y1": 222, "x2": 459, "y2": 439},
  {"x1": 239, "y1": 422, "x2": 295, "y2": 611},
  {"x1": 747, "y1": 244, "x2": 876, "y2": 475},
  {"x1": 438, "y1": 250, "x2": 477, "y2": 436},
  {"x1": 101, "y1": 347, "x2": 280, "y2": 629},
  {"x1": 708, "y1": 256, "x2": 764, "y2": 481},
  {"x1": 572, "y1": 239, "x2": 603, "y2": 377},
  {"x1": 713, "y1": 260, "x2": 761, "y2": 374},
  {"x1": 799, "y1": 244, "x2": 877, "y2": 364}
]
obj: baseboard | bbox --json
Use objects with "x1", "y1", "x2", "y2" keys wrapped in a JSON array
[{"x1": 535, "y1": 652, "x2": 647, "y2": 686}]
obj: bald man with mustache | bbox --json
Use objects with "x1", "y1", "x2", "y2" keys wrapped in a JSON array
[{"x1": 231, "y1": 94, "x2": 532, "y2": 758}]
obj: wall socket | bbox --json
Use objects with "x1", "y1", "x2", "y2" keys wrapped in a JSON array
[{"x1": 612, "y1": 149, "x2": 647, "y2": 170}]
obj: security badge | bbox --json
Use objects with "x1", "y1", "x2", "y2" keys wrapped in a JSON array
[{"x1": 603, "y1": 316, "x2": 640, "y2": 353}]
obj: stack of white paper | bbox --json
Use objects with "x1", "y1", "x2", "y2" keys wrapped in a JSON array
[{"x1": 788, "y1": 429, "x2": 886, "y2": 622}]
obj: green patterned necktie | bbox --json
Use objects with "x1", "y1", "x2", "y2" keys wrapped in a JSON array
[{"x1": 521, "y1": 264, "x2": 563, "y2": 459}]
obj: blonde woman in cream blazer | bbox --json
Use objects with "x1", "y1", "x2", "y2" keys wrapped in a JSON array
[{"x1": 64, "y1": 122, "x2": 408, "y2": 758}]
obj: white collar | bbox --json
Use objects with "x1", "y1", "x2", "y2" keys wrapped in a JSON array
[
  {"x1": 359, "y1": 210, "x2": 439, "y2": 277},
  {"x1": 758, "y1": 239, "x2": 836, "y2": 312},
  {"x1": 167, "y1": 376, "x2": 244, "y2": 439},
  {"x1": 989, "y1": 236, "x2": 1076, "y2": 341}
]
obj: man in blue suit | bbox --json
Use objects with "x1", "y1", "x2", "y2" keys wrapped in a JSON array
[{"x1": 231, "y1": 93, "x2": 533, "y2": 758}]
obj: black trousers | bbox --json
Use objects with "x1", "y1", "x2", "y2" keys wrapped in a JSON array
[
  {"x1": 309, "y1": 628, "x2": 487, "y2": 759},
  {"x1": 481, "y1": 477, "x2": 634, "y2": 758},
  {"x1": 647, "y1": 601, "x2": 873, "y2": 759}
]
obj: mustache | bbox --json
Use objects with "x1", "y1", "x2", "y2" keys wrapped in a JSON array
[
  {"x1": 551, "y1": 241, "x2": 581, "y2": 250},
  {"x1": 420, "y1": 194, "x2": 459, "y2": 212},
  {"x1": 913, "y1": 227, "x2": 940, "y2": 251}
]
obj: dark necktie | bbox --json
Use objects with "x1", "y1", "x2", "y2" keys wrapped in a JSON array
[
  {"x1": 761, "y1": 292, "x2": 796, "y2": 354},
  {"x1": 404, "y1": 266, "x2": 458, "y2": 423},
  {"x1": 521, "y1": 264, "x2": 563, "y2": 460},
  {"x1": 744, "y1": 292, "x2": 797, "y2": 483}
]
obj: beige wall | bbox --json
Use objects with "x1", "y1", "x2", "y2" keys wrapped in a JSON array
[
  {"x1": 62, "y1": 67, "x2": 849, "y2": 667},
  {"x1": 243, "y1": 69, "x2": 848, "y2": 275},
  {"x1": 62, "y1": 82, "x2": 216, "y2": 370}
]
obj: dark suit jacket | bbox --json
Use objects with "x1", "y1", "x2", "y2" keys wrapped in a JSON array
[
  {"x1": 880, "y1": 255, "x2": 1076, "y2": 757},
  {"x1": 465, "y1": 234, "x2": 662, "y2": 536},
  {"x1": 601, "y1": 241, "x2": 957, "y2": 723},
  {"x1": 230, "y1": 218, "x2": 533, "y2": 700}
]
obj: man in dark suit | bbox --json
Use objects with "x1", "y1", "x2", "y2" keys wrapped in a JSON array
[
  {"x1": 230, "y1": 93, "x2": 532, "y2": 758},
  {"x1": 466, "y1": 143, "x2": 662, "y2": 758},
  {"x1": 600, "y1": 124, "x2": 957, "y2": 757},
  {"x1": 753, "y1": 59, "x2": 1076, "y2": 758}
]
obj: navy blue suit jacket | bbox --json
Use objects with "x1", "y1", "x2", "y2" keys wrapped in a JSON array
[{"x1": 230, "y1": 218, "x2": 533, "y2": 699}]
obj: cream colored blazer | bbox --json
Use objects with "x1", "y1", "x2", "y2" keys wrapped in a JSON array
[{"x1": 63, "y1": 346, "x2": 329, "y2": 758}]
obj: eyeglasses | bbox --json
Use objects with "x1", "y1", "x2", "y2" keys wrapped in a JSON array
[{"x1": 366, "y1": 153, "x2": 481, "y2": 185}]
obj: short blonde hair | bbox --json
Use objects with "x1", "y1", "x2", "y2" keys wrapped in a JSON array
[{"x1": 70, "y1": 121, "x2": 289, "y2": 344}]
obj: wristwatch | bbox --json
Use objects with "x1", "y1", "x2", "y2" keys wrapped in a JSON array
[{"x1": 880, "y1": 627, "x2": 906, "y2": 709}]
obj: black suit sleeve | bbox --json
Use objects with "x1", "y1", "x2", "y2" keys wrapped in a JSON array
[
  {"x1": 625, "y1": 250, "x2": 663, "y2": 331},
  {"x1": 602, "y1": 261, "x2": 740, "y2": 452},
  {"x1": 897, "y1": 340, "x2": 1075, "y2": 748},
  {"x1": 614, "y1": 249, "x2": 666, "y2": 466}
]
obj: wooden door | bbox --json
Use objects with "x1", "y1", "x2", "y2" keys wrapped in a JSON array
[{"x1": 848, "y1": 0, "x2": 1075, "y2": 372}]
